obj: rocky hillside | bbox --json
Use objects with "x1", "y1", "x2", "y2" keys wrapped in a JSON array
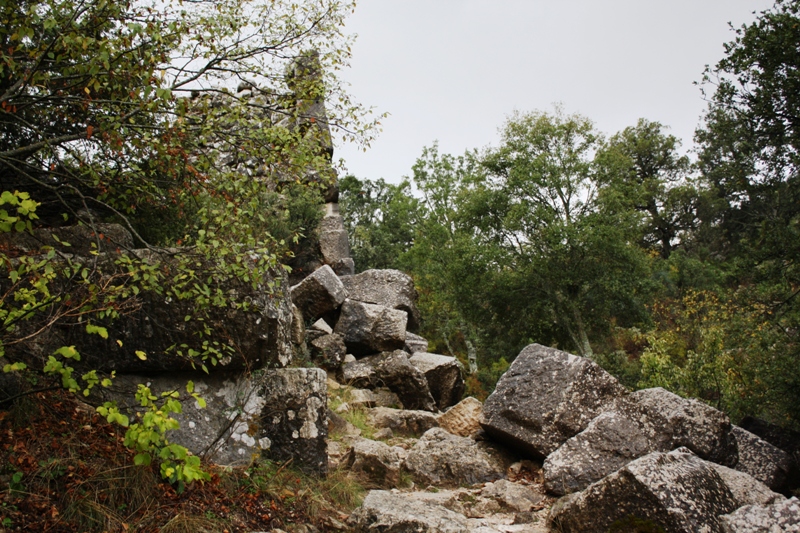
[{"x1": 2, "y1": 65, "x2": 799, "y2": 531}]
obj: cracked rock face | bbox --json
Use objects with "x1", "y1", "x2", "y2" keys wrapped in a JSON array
[
  {"x1": 548, "y1": 448, "x2": 774, "y2": 533},
  {"x1": 367, "y1": 407, "x2": 440, "y2": 437},
  {"x1": 339, "y1": 351, "x2": 437, "y2": 412},
  {"x1": 309, "y1": 332, "x2": 347, "y2": 370},
  {"x1": 20, "y1": 251, "x2": 295, "y2": 374},
  {"x1": 319, "y1": 213, "x2": 355, "y2": 276},
  {"x1": 257, "y1": 368, "x2": 328, "y2": 474},
  {"x1": 480, "y1": 344, "x2": 627, "y2": 459},
  {"x1": 543, "y1": 387, "x2": 738, "y2": 495},
  {"x1": 437, "y1": 397, "x2": 484, "y2": 438},
  {"x1": 348, "y1": 488, "x2": 553, "y2": 533}
]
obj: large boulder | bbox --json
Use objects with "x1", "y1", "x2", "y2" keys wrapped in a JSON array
[
  {"x1": 334, "y1": 300, "x2": 408, "y2": 356},
  {"x1": 93, "y1": 372, "x2": 274, "y2": 467},
  {"x1": 720, "y1": 496, "x2": 800, "y2": 532},
  {"x1": 26, "y1": 251, "x2": 295, "y2": 373},
  {"x1": 338, "y1": 357, "x2": 378, "y2": 388},
  {"x1": 480, "y1": 344, "x2": 627, "y2": 458},
  {"x1": 543, "y1": 387, "x2": 739, "y2": 495},
  {"x1": 256, "y1": 368, "x2": 328, "y2": 474},
  {"x1": 339, "y1": 351, "x2": 437, "y2": 412},
  {"x1": 708, "y1": 462, "x2": 784, "y2": 509},
  {"x1": 340, "y1": 269, "x2": 421, "y2": 332},
  {"x1": 289, "y1": 264, "x2": 347, "y2": 322},
  {"x1": 733, "y1": 425, "x2": 794, "y2": 493},
  {"x1": 409, "y1": 352, "x2": 465, "y2": 410},
  {"x1": 0, "y1": 222, "x2": 134, "y2": 256},
  {"x1": 549, "y1": 448, "x2": 779, "y2": 533},
  {"x1": 543, "y1": 410, "x2": 651, "y2": 496},
  {"x1": 404, "y1": 428, "x2": 513, "y2": 487},
  {"x1": 341, "y1": 437, "x2": 407, "y2": 488},
  {"x1": 348, "y1": 490, "x2": 470, "y2": 532}
]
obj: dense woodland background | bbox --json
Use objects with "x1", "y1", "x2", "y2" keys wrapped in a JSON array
[{"x1": 339, "y1": 0, "x2": 800, "y2": 430}]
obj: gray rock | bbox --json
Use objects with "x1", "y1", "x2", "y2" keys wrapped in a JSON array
[
  {"x1": 404, "y1": 332, "x2": 429, "y2": 354},
  {"x1": 369, "y1": 351, "x2": 437, "y2": 412},
  {"x1": 311, "y1": 318, "x2": 333, "y2": 334},
  {"x1": 543, "y1": 410, "x2": 652, "y2": 496},
  {"x1": 338, "y1": 357, "x2": 376, "y2": 388},
  {"x1": 348, "y1": 388, "x2": 377, "y2": 408},
  {"x1": 328, "y1": 409, "x2": 361, "y2": 438},
  {"x1": 0, "y1": 222, "x2": 133, "y2": 256},
  {"x1": 437, "y1": 397, "x2": 483, "y2": 438},
  {"x1": 372, "y1": 388, "x2": 401, "y2": 408},
  {"x1": 309, "y1": 333, "x2": 347, "y2": 370},
  {"x1": 404, "y1": 428, "x2": 512, "y2": 487},
  {"x1": 628, "y1": 387, "x2": 738, "y2": 466},
  {"x1": 94, "y1": 372, "x2": 273, "y2": 467},
  {"x1": 341, "y1": 437, "x2": 407, "y2": 487},
  {"x1": 733, "y1": 425, "x2": 794, "y2": 492},
  {"x1": 549, "y1": 448, "x2": 765, "y2": 533},
  {"x1": 340, "y1": 269, "x2": 421, "y2": 332},
  {"x1": 334, "y1": 300, "x2": 408, "y2": 356},
  {"x1": 373, "y1": 428, "x2": 393, "y2": 440},
  {"x1": 319, "y1": 207, "x2": 354, "y2": 276},
  {"x1": 543, "y1": 387, "x2": 739, "y2": 495},
  {"x1": 33, "y1": 251, "x2": 295, "y2": 374},
  {"x1": 290, "y1": 304, "x2": 306, "y2": 346},
  {"x1": 409, "y1": 352, "x2": 465, "y2": 410},
  {"x1": 368, "y1": 407, "x2": 439, "y2": 436},
  {"x1": 707, "y1": 462, "x2": 784, "y2": 508},
  {"x1": 349, "y1": 490, "x2": 470, "y2": 533},
  {"x1": 339, "y1": 351, "x2": 437, "y2": 412},
  {"x1": 720, "y1": 496, "x2": 800, "y2": 532},
  {"x1": 481, "y1": 344, "x2": 627, "y2": 459},
  {"x1": 256, "y1": 368, "x2": 328, "y2": 474},
  {"x1": 480, "y1": 479, "x2": 545, "y2": 512},
  {"x1": 290, "y1": 264, "x2": 347, "y2": 322}
]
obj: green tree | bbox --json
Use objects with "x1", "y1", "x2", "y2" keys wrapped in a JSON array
[
  {"x1": 400, "y1": 144, "x2": 485, "y2": 372},
  {"x1": 696, "y1": 0, "x2": 800, "y2": 275},
  {"x1": 686, "y1": 0, "x2": 800, "y2": 426},
  {"x1": 595, "y1": 119, "x2": 699, "y2": 260},
  {"x1": 339, "y1": 175, "x2": 419, "y2": 271},
  {"x1": 469, "y1": 109, "x2": 651, "y2": 358}
]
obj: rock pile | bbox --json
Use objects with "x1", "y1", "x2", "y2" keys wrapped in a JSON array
[
  {"x1": 478, "y1": 343, "x2": 800, "y2": 533},
  {"x1": 330, "y1": 341, "x2": 800, "y2": 532}
]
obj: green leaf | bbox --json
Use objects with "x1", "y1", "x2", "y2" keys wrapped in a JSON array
[{"x1": 86, "y1": 324, "x2": 109, "y2": 339}]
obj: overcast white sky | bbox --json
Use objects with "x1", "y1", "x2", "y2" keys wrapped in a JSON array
[{"x1": 334, "y1": 0, "x2": 775, "y2": 184}]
